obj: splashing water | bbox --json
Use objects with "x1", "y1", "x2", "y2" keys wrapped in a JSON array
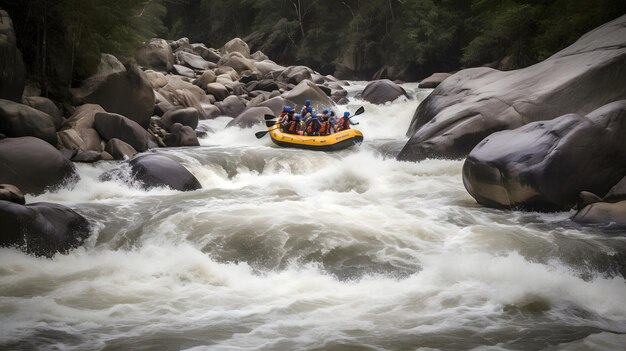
[{"x1": 2, "y1": 84, "x2": 625, "y2": 351}]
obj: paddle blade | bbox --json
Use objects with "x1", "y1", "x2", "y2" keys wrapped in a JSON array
[
  {"x1": 264, "y1": 114, "x2": 275, "y2": 120},
  {"x1": 255, "y1": 131, "x2": 269, "y2": 139},
  {"x1": 264, "y1": 114, "x2": 277, "y2": 127},
  {"x1": 354, "y1": 106, "x2": 365, "y2": 116}
]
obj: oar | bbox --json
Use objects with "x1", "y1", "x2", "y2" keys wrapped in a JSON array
[
  {"x1": 255, "y1": 114, "x2": 278, "y2": 139},
  {"x1": 349, "y1": 106, "x2": 365, "y2": 119}
]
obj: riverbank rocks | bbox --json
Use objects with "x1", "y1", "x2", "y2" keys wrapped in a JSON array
[
  {"x1": 72, "y1": 64, "x2": 155, "y2": 128},
  {"x1": 137, "y1": 38, "x2": 175, "y2": 72},
  {"x1": 94, "y1": 112, "x2": 152, "y2": 152},
  {"x1": 399, "y1": 14, "x2": 626, "y2": 161},
  {"x1": 282, "y1": 80, "x2": 334, "y2": 110},
  {"x1": 361, "y1": 79, "x2": 409, "y2": 105},
  {"x1": 63, "y1": 104, "x2": 105, "y2": 129},
  {"x1": 0, "y1": 10, "x2": 25, "y2": 102},
  {"x1": 57, "y1": 128, "x2": 103, "y2": 152},
  {"x1": 222, "y1": 38, "x2": 250, "y2": 58},
  {"x1": 206, "y1": 82, "x2": 230, "y2": 101},
  {"x1": 216, "y1": 95, "x2": 246, "y2": 117},
  {"x1": 278, "y1": 66, "x2": 313, "y2": 85},
  {"x1": 0, "y1": 137, "x2": 77, "y2": 194},
  {"x1": 176, "y1": 51, "x2": 213, "y2": 70},
  {"x1": 22, "y1": 96, "x2": 62, "y2": 130},
  {"x1": 418, "y1": 73, "x2": 451, "y2": 89},
  {"x1": 218, "y1": 52, "x2": 255, "y2": 74},
  {"x1": 462, "y1": 100, "x2": 626, "y2": 211},
  {"x1": 193, "y1": 44, "x2": 221, "y2": 63},
  {"x1": 163, "y1": 123, "x2": 199, "y2": 147},
  {"x1": 0, "y1": 200, "x2": 90, "y2": 257},
  {"x1": 160, "y1": 107, "x2": 199, "y2": 131},
  {"x1": 227, "y1": 106, "x2": 273, "y2": 129},
  {"x1": 129, "y1": 154, "x2": 202, "y2": 191},
  {"x1": 105, "y1": 138, "x2": 138, "y2": 160},
  {"x1": 0, "y1": 99, "x2": 57, "y2": 145}
]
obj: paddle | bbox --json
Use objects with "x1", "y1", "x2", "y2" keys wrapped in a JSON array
[
  {"x1": 255, "y1": 115, "x2": 278, "y2": 139},
  {"x1": 349, "y1": 106, "x2": 365, "y2": 119}
]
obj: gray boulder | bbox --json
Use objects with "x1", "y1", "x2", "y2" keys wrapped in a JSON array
[
  {"x1": 206, "y1": 82, "x2": 230, "y2": 101},
  {"x1": 176, "y1": 51, "x2": 214, "y2": 70},
  {"x1": 137, "y1": 38, "x2": 175, "y2": 72},
  {"x1": 129, "y1": 154, "x2": 202, "y2": 191},
  {"x1": 94, "y1": 112, "x2": 152, "y2": 152},
  {"x1": 0, "y1": 184, "x2": 25, "y2": 205},
  {"x1": 160, "y1": 107, "x2": 199, "y2": 131},
  {"x1": 222, "y1": 38, "x2": 251, "y2": 58},
  {"x1": 173, "y1": 64, "x2": 196, "y2": 78},
  {"x1": 0, "y1": 200, "x2": 91, "y2": 257},
  {"x1": 418, "y1": 73, "x2": 452, "y2": 89},
  {"x1": 0, "y1": 10, "x2": 25, "y2": 102},
  {"x1": 278, "y1": 66, "x2": 313, "y2": 85},
  {"x1": 361, "y1": 79, "x2": 408, "y2": 105},
  {"x1": 71, "y1": 65, "x2": 155, "y2": 128},
  {"x1": 573, "y1": 201, "x2": 626, "y2": 227},
  {"x1": 399, "y1": 15, "x2": 626, "y2": 161},
  {"x1": 227, "y1": 107, "x2": 274, "y2": 128},
  {"x1": 218, "y1": 52, "x2": 255, "y2": 74},
  {"x1": 0, "y1": 99, "x2": 57, "y2": 145},
  {"x1": 253, "y1": 96, "x2": 286, "y2": 116},
  {"x1": 0, "y1": 137, "x2": 77, "y2": 194},
  {"x1": 163, "y1": 123, "x2": 200, "y2": 147},
  {"x1": 62, "y1": 104, "x2": 105, "y2": 129},
  {"x1": 462, "y1": 100, "x2": 626, "y2": 211},
  {"x1": 216, "y1": 95, "x2": 247, "y2": 117},
  {"x1": 200, "y1": 103, "x2": 221, "y2": 119},
  {"x1": 105, "y1": 138, "x2": 138, "y2": 160},
  {"x1": 282, "y1": 80, "x2": 334, "y2": 110},
  {"x1": 71, "y1": 150, "x2": 102, "y2": 163},
  {"x1": 57, "y1": 128, "x2": 103, "y2": 152},
  {"x1": 193, "y1": 44, "x2": 222, "y2": 63},
  {"x1": 193, "y1": 70, "x2": 217, "y2": 89},
  {"x1": 144, "y1": 70, "x2": 168, "y2": 89},
  {"x1": 22, "y1": 96, "x2": 62, "y2": 130}
]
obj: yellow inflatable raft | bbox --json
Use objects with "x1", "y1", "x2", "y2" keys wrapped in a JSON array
[{"x1": 266, "y1": 124, "x2": 364, "y2": 151}]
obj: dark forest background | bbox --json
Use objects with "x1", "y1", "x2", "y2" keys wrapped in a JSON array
[{"x1": 3, "y1": 0, "x2": 625, "y2": 94}]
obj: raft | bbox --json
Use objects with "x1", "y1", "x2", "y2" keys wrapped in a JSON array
[{"x1": 266, "y1": 124, "x2": 364, "y2": 151}]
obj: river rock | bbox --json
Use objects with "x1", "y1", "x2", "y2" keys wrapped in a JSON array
[
  {"x1": 94, "y1": 112, "x2": 152, "y2": 152},
  {"x1": 137, "y1": 38, "x2": 175, "y2": 72},
  {"x1": 278, "y1": 66, "x2": 313, "y2": 85},
  {"x1": 253, "y1": 96, "x2": 286, "y2": 116},
  {"x1": 105, "y1": 138, "x2": 138, "y2": 160},
  {"x1": 170, "y1": 37, "x2": 192, "y2": 52},
  {"x1": 0, "y1": 10, "x2": 25, "y2": 102},
  {"x1": 361, "y1": 79, "x2": 409, "y2": 105},
  {"x1": 176, "y1": 51, "x2": 213, "y2": 70},
  {"x1": 0, "y1": 184, "x2": 25, "y2": 205},
  {"x1": 21, "y1": 96, "x2": 62, "y2": 130},
  {"x1": 129, "y1": 154, "x2": 202, "y2": 191},
  {"x1": 216, "y1": 95, "x2": 247, "y2": 118},
  {"x1": 71, "y1": 64, "x2": 155, "y2": 128},
  {"x1": 255, "y1": 60, "x2": 284, "y2": 76},
  {"x1": 57, "y1": 128, "x2": 103, "y2": 152},
  {"x1": 206, "y1": 82, "x2": 230, "y2": 101},
  {"x1": 573, "y1": 201, "x2": 626, "y2": 227},
  {"x1": 251, "y1": 51, "x2": 269, "y2": 61},
  {"x1": 0, "y1": 137, "x2": 77, "y2": 194},
  {"x1": 218, "y1": 52, "x2": 255, "y2": 74},
  {"x1": 226, "y1": 107, "x2": 274, "y2": 129},
  {"x1": 158, "y1": 75, "x2": 207, "y2": 107},
  {"x1": 96, "y1": 54, "x2": 126, "y2": 76},
  {"x1": 194, "y1": 70, "x2": 217, "y2": 89},
  {"x1": 282, "y1": 80, "x2": 334, "y2": 110},
  {"x1": 144, "y1": 70, "x2": 168, "y2": 89},
  {"x1": 160, "y1": 107, "x2": 199, "y2": 131},
  {"x1": 63, "y1": 104, "x2": 105, "y2": 129},
  {"x1": 200, "y1": 103, "x2": 221, "y2": 119},
  {"x1": 222, "y1": 37, "x2": 250, "y2": 58},
  {"x1": 0, "y1": 99, "x2": 57, "y2": 145},
  {"x1": 604, "y1": 176, "x2": 626, "y2": 202},
  {"x1": 71, "y1": 150, "x2": 102, "y2": 163},
  {"x1": 163, "y1": 123, "x2": 200, "y2": 147},
  {"x1": 462, "y1": 100, "x2": 626, "y2": 211},
  {"x1": 173, "y1": 64, "x2": 196, "y2": 78},
  {"x1": 418, "y1": 73, "x2": 452, "y2": 88},
  {"x1": 0, "y1": 200, "x2": 91, "y2": 257},
  {"x1": 399, "y1": 15, "x2": 626, "y2": 161},
  {"x1": 193, "y1": 44, "x2": 222, "y2": 63}
]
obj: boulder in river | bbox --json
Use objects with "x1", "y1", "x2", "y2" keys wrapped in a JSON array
[
  {"x1": 57, "y1": 128, "x2": 103, "y2": 152},
  {"x1": 160, "y1": 107, "x2": 199, "y2": 131},
  {"x1": 137, "y1": 38, "x2": 175, "y2": 72},
  {"x1": 105, "y1": 138, "x2": 138, "y2": 160},
  {"x1": 0, "y1": 99, "x2": 57, "y2": 145},
  {"x1": 277, "y1": 66, "x2": 314, "y2": 85},
  {"x1": 217, "y1": 52, "x2": 256, "y2": 74},
  {"x1": 176, "y1": 51, "x2": 214, "y2": 70},
  {"x1": 227, "y1": 106, "x2": 274, "y2": 129},
  {"x1": 22, "y1": 96, "x2": 62, "y2": 130},
  {"x1": 573, "y1": 201, "x2": 626, "y2": 227},
  {"x1": 163, "y1": 123, "x2": 200, "y2": 147},
  {"x1": 216, "y1": 95, "x2": 247, "y2": 118},
  {"x1": 0, "y1": 137, "x2": 77, "y2": 194},
  {"x1": 462, "y1": 100, "x2": 626, "y2": 211},
  {"x1": 398, "y1": 14, "x2": 626, "y2": 161},
  {"x1": 0, "y1": 184, "x2": 25, "y2": 205},
  {"x1": 0, "y1": 10, "x2": 25, "y2": 102},
  {"x1": 282, "y1": 80, "x2": 334, "y2": 110},
  {"x1": 129, "y1": 153, "x2": 202, "y2": 191},
  {"x1": 94, "y1": 112, "x2": 153, "y2": 152},
  {"x1": 418, "y1": 73, "x2": 452, "y2": 89},
  {"x1": 361, "y1": 79, "x2": 409, "y2": 105},
  {"x1": 0, "y1": 200, "x2": 90, "y2": 257},
  {"x1": 222, "y1": 37, "x2": 251, "y2": 58}
]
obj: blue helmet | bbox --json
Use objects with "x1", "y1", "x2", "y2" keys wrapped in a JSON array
[
  {"x1": 343, "y1": 111, "x2": 350, "y2": 117},
  {"x1": 306, "y1": 106, "x2": 313, "y2": 112},
  {"x1": 323, "y1": 109, "x2": 329, "y2": 114},
  {"x1": 305, "y1": 99, "x2": 311, "y2": 105},
  {"x1": 283, "y1": 106, "x2": 292, "y2": 112}
]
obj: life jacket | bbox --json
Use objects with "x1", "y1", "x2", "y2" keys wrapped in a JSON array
[
  {"x1": 340, "y1": 117, "x2": 351, "y2": 130},
  {"x1": 319, "y1": 121, "x2": 329, "y2": 135},
  {"x1": 306, "y1": 116, "x2": 321, "y2": 134},
  {"x1": 287, "y1": 121, "x2": 297, "y2": 133}
]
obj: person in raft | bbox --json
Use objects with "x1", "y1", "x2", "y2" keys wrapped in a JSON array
[
  {"x1": 305, "y1": 110, "x2": 322, "y2": 136},
  {"x1": 278, "y1": 106, "x2": 295, "y2": 132},
  {"x1": 335, "y1": 111, "x2": 359, "y2": 132},
  {"x1": 318, "y1": 109, "x2": 331, "y2": 135},
  {"x1": 300, "y1": 99, "x2": 312, "y2": 116}
]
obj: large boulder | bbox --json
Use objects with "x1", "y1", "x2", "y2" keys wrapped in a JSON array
[
  {"x1": 0, "y1": 137, "x2": 77, "y2": 194},
  {"x1": 398, "y1": 15, "x2": 626, "y2": 161},
  {"x1": 21, "y1": 96, "x2": 62, "y2": 130},
  {"x1": 94, "y1": 112, "x2": 152, "y2": 152},
  {"x1": 227, "y1": 106, "x2": 274, "y2": 128},
  {"x1": 216, "y1": 95, "x2": 246, "y2": 118},
  {"x1": 160, "y1": 107, "x2": 199, "y2": 131},
  {"x1": 57, "y1": 128, "x2": 103, "y2": 152},
  {"x1": 361, "y1": 79, "x2": 409, "y2": 105},
  {"x1": 217, "y1": 52, "x2": 255, "y2": 74},
  {"x1": 418, "y1": 73, "x2": 452, "y2": 89},
  {"x1": 193, "y1": 70, "x2": 217, "y2": 89},
  {"x1": 62, "y1": 104, "x2": 105, "y2": 129},
  {"x1": 573, "y1": 201, "x2": 626, "y2": 227},
  {"x1": 163, "y1": 123, "x2": 200, "y2": 147},
  {"x1": 205, "y1": 82, "x2": 230, "y2": 101},
  {"x1": 0, "y1": 99, "x2": 57, "y2": 145},
  {"x1": 277, "y1": 66, "x2": 313, "y2": 85},
  {"x1": 176, "y1": 51, "x2": 214, "y2": 70},
  {"x1": 251, "y1": 96, "x2": 286, "y2": 116},
  {"x1": 158, "y1": 75, "x2": 207, "y2": 109},
  {"x1": 0, "y1": 184, "x2": 25, "y2": 205},
  {"x1": 105, "y1": 138, "x2": 138, "y2": 160},
  {"x1": 0, "y1": 200, "x2": 90, "y2": 257},
  {"x1": 462, "y1": 101, "x2": 626, "y2": 211},
  {"x1": 222, "y1": 38, "x2": 251, "y2": 58},
  {"x1": 129, "y1": 154, "x2": 202, "y2": 191},
  {"x1": 0, "y1": 10, "x2": 25, "y2": 102},
  {"x1": 173, "y1": 64, "x2": 196, "y2": 78},
  {"x1": 137, "y1": 38, "x2": 175, "y2": 72},
  {"x1": 193, "y1": 44, "x2": 222, "y2": 63},
  {"x1": 254, "y1": 60, "x2": 284, "y2": 76},
  {"x1": 71, "y1": 64, "x2": 155, "y2": 128},
  {"x1": 144, "y1": 70, "x2": 168, "y2": 89},
  {"x1": 282, "y1": 80, "x2": 334, "y2": 110}
]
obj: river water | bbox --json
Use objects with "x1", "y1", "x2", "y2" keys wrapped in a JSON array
[{"x1": 1, "y1": 83, "x2": 626, "y2": 350}]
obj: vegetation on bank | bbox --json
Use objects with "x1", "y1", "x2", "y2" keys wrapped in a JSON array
[{"x1": 2, "y1": 0, "x2": 625, "y2": 98}]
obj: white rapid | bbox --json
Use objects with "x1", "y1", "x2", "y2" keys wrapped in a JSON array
[{"x1": 1, "y1": 83, "x2": 625, "y2": 351}]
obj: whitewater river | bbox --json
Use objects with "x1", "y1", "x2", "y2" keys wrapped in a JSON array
[{"x1": 1, "y1": 83, "x2": 626, "y2": 350}]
